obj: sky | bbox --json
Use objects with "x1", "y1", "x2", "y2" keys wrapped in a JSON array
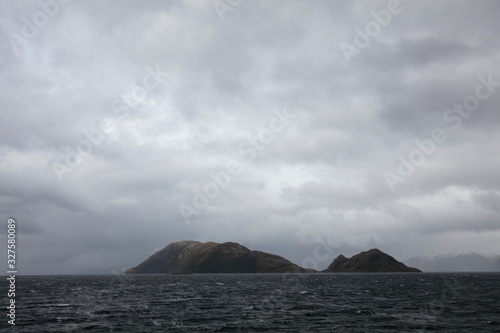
[{"x1": 1, "y1": 0, "x2": 499, "y2": 274}]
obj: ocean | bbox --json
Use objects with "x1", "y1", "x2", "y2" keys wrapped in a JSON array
[{"x1": 6, "y1": 273, "x2": 500, "y2": 332}]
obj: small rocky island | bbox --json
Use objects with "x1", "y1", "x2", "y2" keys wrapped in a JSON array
[
  {"x1": 124, "y1": 241, "x2": 421, "y2": 274},
  {"x1": 324, "y1": 249, "x2": 421, "y2": 273}
]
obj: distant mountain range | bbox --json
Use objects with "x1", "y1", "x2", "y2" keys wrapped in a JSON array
[
  {"x1": 124, "y1": 241, "x2": 421, "y2": 274},
  {"x1": 407, "y1": 252, "x2": 500, "y2": 272}
]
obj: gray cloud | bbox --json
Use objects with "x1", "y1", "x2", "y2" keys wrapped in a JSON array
[{"x1": 1, "y1": 0, "x2": 500, "y2": 274}]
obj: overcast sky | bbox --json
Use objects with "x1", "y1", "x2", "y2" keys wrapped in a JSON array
[{"x1": 1, "y1": 0, "x2": 499, "y2": 274}]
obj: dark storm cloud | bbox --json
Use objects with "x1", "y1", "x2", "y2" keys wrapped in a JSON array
[{"x1": 1, "y1": 0, "x2": 499, "y2": 274}]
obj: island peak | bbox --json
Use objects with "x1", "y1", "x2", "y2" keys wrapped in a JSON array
[
  {"x1": 124, "y1": 240, "x2": 308, "y2": 274},
  {"x1": 324, "y1": 248, "x2": 421, "y2": 273}
]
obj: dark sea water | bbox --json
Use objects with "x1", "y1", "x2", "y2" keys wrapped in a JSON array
[{"x1": 6, "y1": 273, "x2": 500, "y2": 332}]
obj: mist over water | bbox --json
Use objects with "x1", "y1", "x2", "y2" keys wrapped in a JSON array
[{"x1": 12, "y1": 273, "x2": 500, "y2": 332}]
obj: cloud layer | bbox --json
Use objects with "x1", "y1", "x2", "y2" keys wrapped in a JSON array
[{"x1": 1, "y1": 0, "x2": 500, "y2": 274}]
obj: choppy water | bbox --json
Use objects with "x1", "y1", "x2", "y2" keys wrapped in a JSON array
[{"x1": 6, "y1": 273, "x2": 500, "y2": 332}]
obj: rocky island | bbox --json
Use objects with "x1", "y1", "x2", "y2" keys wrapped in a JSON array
[
  {"x1": 324, "y1": 248, "x2": 421, "y2": 273},
  {"x1": 124, "y1": 241, "x2": 421, "y2": 274},
  {"x1": 124, "y1": 240, "x2": 311, "y2": 274}
]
